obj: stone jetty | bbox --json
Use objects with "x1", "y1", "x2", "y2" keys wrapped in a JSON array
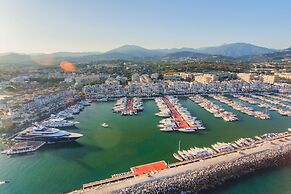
[
  {"x1": 116, "y1": 146, "x2": 290, "y2": 194},
  {"x1": 71, "y1": 134, "x2": 290, "y2": 194}
]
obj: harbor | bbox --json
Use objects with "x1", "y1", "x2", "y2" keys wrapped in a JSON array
[
  {"x1": 0, "y1": 98, "x2": 290, "y2": 194},
  {"x1": 1, "y1": 1, "x2": 290, "y2": 193}
]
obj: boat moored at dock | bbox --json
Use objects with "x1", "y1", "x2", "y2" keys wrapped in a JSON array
[
  {"x1": 190, "y1": 95, "x2": 238, "y2": 122},
  {"x1": 1, "y1": 141, "x2": 46, "y2": 155},
  {"x1": 155, "y1": 96, "x2": 206, "y2": 132},
  {"x1": 14, "y1": 124, "x2": 83, "y2": 143},
  {"x1": 113, "y1": 97, "x2": 143, "y2": 116},
  {"x1": 41, "y1": 116, "x2": 79, "y2": 128},
  {"x1": 210, "y1": 95, "x2": 270, "y2": 120}
]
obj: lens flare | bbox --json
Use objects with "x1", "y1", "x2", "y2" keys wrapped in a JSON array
[
  {"x1": 60, "y1": 60, "x2": 76, "y2": 72},
  {"x1": 30, "y1": 54, "x2": 55, "y2": 66}
]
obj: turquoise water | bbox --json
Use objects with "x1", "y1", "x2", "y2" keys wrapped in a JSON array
[
  {"x1": 0, "y1": 99, "x2": 290, "y2": 194},
  {"x1": 211, "y1": 166, "x2": 291, "y2": 194}
]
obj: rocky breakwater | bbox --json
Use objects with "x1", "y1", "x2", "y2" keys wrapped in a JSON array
[{"x1": 116, "y1": 144, "x2": 291, "y2": 194}]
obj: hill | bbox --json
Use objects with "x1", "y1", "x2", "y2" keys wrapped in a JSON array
[{"x1": 197, "y1": 43, "x2": 276, "y2": 57}]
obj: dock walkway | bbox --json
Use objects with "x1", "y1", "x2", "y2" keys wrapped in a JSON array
[{"x1": 162, "y1": 97, "x2": 195, "y2": 129}]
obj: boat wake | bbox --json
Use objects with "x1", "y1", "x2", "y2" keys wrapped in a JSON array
[{"x1": 0, "y1": 180, "x2": 9, "y2": 185}]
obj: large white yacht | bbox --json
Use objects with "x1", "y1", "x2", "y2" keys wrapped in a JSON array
[{"x1": 15, "y1": 124, "x2": 83, "y2": 143}]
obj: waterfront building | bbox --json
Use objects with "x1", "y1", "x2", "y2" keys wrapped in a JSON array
[
  {"x1": 179, "y1": 72, "x2": 194, "y2": 81},
  {"x1": 82, "y1": 80, "x2": 282, "y2": 99},
  {"x1": 163, "y1": 73, "x2": 182, "y2": 81},
  {"x1": 194, "y1": 74, "x2": 218, "y2": 83},
  {"x1": 275, "y1": 72, "x2": 291, "y2": 81},
  {"x1": 261, "y1": 75, "x2": 277, "y2": 84},
  {"x1": 237, "y1": 73, "x2": 254, "y2": 83}
]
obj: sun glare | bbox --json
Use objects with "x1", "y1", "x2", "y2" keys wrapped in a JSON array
[{"x1": 60, "y1": 60, "x2": 76, "y2": 72}]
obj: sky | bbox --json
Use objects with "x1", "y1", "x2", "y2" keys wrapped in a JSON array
[{"x1": 0, "y1": 0, "x2": 290, "y2": 53}]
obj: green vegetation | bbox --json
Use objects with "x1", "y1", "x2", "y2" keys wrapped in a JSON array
[
  {"x1": 29, "y1": 78, "x2": 65, "y2": 87},
  {"x1": 0, "y1": 123, "x2": 16, "y2": 134}
]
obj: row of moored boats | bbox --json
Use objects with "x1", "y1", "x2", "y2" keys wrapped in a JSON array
[
  {"x1": 211, "y1": 95, "x2": 270, "y2": 120},
  {"x1": 155, "y1": 97, "x2": 205, "y2": 132},
  {"x1": 189, "y1": 95, "x2": 238, "y2": 122},
  {"x1": 112, "y1": 97, "x2": 143, "y2": 116},
  {"x1": 173, "y1": 129, "x2": 290, "y2": 161},
  {"x1": 250, "y1": 94, "x2": 291, "y2": 117}
]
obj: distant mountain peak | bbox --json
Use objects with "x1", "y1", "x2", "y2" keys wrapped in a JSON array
[
  {"x1": 108, "y1": 45, "x2": 149, "y2": 51},
  {"x1": 197, "y1": 43, "x2": 276, "y2": 57},
  {"x1": 106, "y1": 45, "x2": 159, "y2": 57}
]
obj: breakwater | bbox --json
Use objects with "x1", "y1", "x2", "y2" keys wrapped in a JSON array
[{"x1": 115, "y1": 144, "x2": 290, "y2": 194}]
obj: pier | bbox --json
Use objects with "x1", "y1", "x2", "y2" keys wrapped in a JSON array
[
  {"x1": 82, "y1": 173, "x2": 134, "y2": 190},
  {"x1": 162, "y1": 97, "x2": 196, "y2": 130},
  {"x1": 155, "y1": 96, "x2": 206, "y2": 132},
  {"x1": 211, "y1": 95, "x2": 270, "y2": 120},
  {"x1": 250, "y1": 94, "x2": 291, "y2": 116},
  {"x1": 112, "y1": 97, "x2": 143, "y2": 116},
  {"x1": 122, "y1": 98, "x2": 135, "y2": 115},
  {"x1": 189, "y1": 95, "x2": 238, "y2": 122},
  {"x1": 70, "y1": 131, "x2": 291, "y2": 194},
  {"x1": 267, "y1": 94, "x2": 291, "y2": 103}
]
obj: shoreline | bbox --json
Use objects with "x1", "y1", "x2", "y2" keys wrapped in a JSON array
[{"x1": 70, "y1": 135, "x2": 290, "y2": 194}]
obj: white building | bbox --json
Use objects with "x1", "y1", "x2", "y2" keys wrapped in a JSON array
[
  {"x1": 195, "y1": 74, "x2": 217, "y2": 83},
  {"x1": 237, "y1": 73, "x2": 254, "y2": 83}
]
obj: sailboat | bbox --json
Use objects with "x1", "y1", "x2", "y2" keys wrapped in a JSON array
[{"x1": 173, "y1": 140, "x2": 184, "y2": 161}]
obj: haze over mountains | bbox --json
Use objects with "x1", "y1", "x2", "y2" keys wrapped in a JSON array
[{"x1": 0, "y1": 43, "x2": 288, "y2": 66}]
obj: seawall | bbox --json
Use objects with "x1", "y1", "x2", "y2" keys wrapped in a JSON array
[{"x1": 115, "y1": 145, "x2": 290, "y2": 193}]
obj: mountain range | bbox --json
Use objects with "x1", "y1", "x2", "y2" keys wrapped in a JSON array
[{"x1": 0, "y1": 43, "x2": 288, "y2": 66}]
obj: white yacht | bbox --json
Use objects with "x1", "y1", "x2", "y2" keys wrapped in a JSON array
[
  {"x1": 41, "y1": 117, "x2": 79, "y2": 128},
  {"x1": 101, "y1": 123, "x2": 109, "y2": 128},
  {"x1": 15, "y1": 124, "x2": 83, "y2": 143}
]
